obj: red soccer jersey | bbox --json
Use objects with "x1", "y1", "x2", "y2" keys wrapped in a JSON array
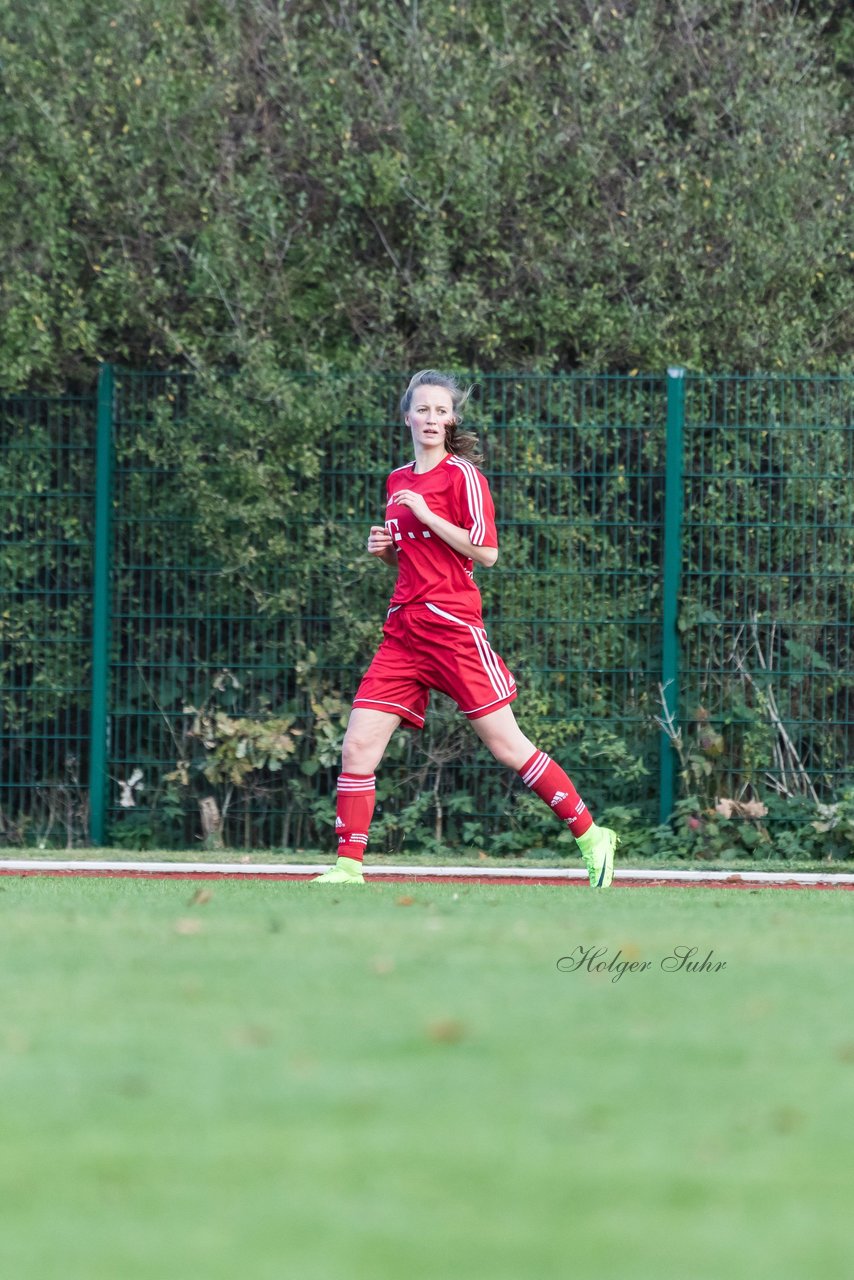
[{"x1": 384, "y1": 454, "x2": 498, "y2": 619}]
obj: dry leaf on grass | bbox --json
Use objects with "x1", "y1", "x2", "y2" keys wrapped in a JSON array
[
  {"x1": 427, "y1": 1018, "x2": 466, "y2": 1044},
  {"x1": 174, "y1": 917, "x2": 203, "y2": 935}
]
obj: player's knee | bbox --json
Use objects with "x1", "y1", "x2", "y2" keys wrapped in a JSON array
[
  {"x1": 486, "y1": 736, "x2": 522, "y2": 768},
  {"x1": 478, "y1": 723, "x2": 533, "y2": 770},
  {"x1": 341, "y1": 731, "x2": 381, "y2": 773}
]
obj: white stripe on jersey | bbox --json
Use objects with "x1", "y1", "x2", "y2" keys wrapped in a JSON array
[
  {"x1": 424, "y1": 602, "x2": 511, "y2": 701},
  {"x1": 448, "y1": 456, "x2": 486, "y2": 545}
]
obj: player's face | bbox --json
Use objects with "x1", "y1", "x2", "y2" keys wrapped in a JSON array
[{"x1": 406, "y1": 386, "x2": 455, "y2": 450}]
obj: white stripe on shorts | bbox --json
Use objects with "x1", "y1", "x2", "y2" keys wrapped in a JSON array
[
  {"x1": 352, "y1": 697, "x2": 426, "y2": 724},
  {"x1": 471, "y1": 626, "x2": 512, "y2": 700},
  {"x1": 460, "y1": 693, "x2": 518, "y2": 716},
  {"x1": 424, "y1": 602, "x2": 511, "y2": 701}
]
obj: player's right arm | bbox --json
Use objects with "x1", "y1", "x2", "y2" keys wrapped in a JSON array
[{"x1": 367, "y1": 525, "x2": 397, "y2": 568}]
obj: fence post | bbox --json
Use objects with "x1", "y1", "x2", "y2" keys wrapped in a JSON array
[
  {"x1": 659, "y1": 367, "x2": 685, "y2": 824},
  {"x1": 88, "y1": 363, "x2": 114, "y2": 845}
]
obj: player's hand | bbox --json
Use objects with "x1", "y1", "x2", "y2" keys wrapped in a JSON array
[
  {"x1": 367, "y1": 525, "x2": 394, "y2": 556},
  {"x1": 391, "y1": 489, "x2": 432, "y2": 523}
]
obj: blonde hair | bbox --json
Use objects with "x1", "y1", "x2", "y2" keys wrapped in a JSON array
[{"x1": 400, "y1": 369, "x2": 483, "y2": 467}]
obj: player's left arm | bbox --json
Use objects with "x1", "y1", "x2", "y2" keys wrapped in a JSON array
[{"x1": 392, "y1": 490, "x2": 499, "y2": 567}]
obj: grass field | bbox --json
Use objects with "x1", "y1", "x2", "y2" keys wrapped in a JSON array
[{"x1": 0, "y1": 877, "x2": 851, "y2": 1279}]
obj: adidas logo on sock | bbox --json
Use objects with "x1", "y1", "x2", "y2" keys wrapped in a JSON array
[
  {"x1": 550, "y1": 791, "x2": 569, "y2": 807},
  {"x1": 335, "y1": 817, "x2": 345, "y2": 829}
]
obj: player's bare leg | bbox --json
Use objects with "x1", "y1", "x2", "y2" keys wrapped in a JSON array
[
  {"x1": 340, "y1": 707, "x2": 402, "y2": 774},
  {"x1": 471, "y1": 705, "x2": 617, "y2": 887},
  {"x1": 313, "y1": 709, "x2": 401, "y2": 884},
  {"x1": 468, "y1": 704, "x2": 536, "y2": 770}
]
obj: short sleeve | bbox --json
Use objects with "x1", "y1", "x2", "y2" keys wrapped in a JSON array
[{"x1": 449, "y1": 457, "x2": 498, "y2": 548}]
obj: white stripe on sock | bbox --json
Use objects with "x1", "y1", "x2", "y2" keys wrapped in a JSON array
[{"x1": 521, "y1": 752, "x2": 550, "y2": 786}]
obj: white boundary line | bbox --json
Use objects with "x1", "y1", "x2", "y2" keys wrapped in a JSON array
[{"x1": 0, "y1": 859, "x2": 852, "y2": 886}]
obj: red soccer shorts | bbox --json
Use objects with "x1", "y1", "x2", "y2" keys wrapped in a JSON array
[{"x1": 352, "y1": 602, "x2": 517, "y2": 728}]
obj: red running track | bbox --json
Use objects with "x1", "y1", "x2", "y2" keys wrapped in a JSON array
[{"x1": 1, "y1": 860, "x2": 852, "y2": 890}]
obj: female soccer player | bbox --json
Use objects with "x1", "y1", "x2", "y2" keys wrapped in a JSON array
[{"x1": 314, "y1": 370, "x2": 618, "y2": 886}]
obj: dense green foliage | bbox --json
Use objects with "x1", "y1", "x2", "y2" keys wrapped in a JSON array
[
  {"x1": 2, "y1": 371, "x2": 852, "y2": 857},
  {"x1": 2, "y1": 0, "x2": 852, "y2": 854},
  {"x1": 1, "y1": 0, "x2": 852, "y2": 387}
]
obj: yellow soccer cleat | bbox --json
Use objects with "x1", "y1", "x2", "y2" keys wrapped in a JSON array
[
  {"x1": 312, "y1": 857, "x2": 366, "y2": 885},
  {"x1": 576, "y1": 825, "x2": 618, "y2": 888}
]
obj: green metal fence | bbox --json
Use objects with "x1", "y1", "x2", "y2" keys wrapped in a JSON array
[
  {"x1": 678, "y1": 375, "x2": 854, "y2": 812},
  {"x1": 1, "y1": 369, "x2": 851, "y2": 850},
  {"x1": 0, "y1": 391, "x2": 97, "y2": 845}
]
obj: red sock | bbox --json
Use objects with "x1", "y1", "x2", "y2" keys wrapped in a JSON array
[
  {"x1": 334, "y1": 773, "x2": 376, "y2": 862},
  {"x1": 518, "y1": 750, "x2": 593, "y2": 837}
]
